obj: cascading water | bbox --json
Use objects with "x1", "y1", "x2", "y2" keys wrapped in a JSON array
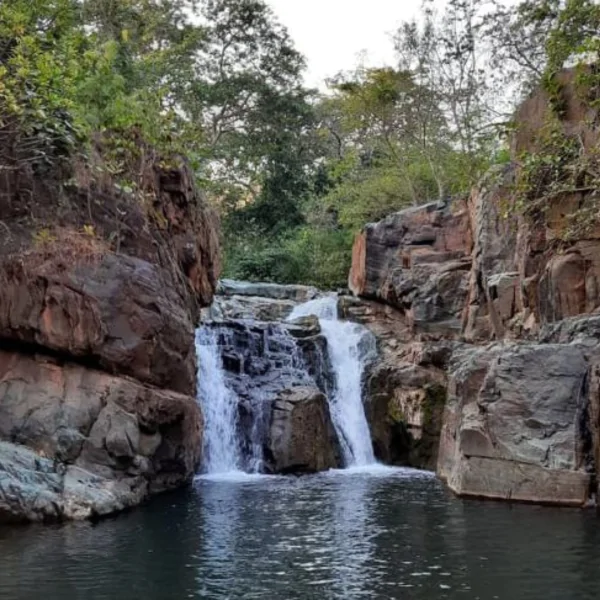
[
  {"x1": 195, "y1": 327, "x2": 241, "y2": 474},
  {"x1": 288, "y1": 296, "x2": 377, "y2": 467},
  {"x1": 196, "y1": 320, "x2": 315, "y2": 475}
]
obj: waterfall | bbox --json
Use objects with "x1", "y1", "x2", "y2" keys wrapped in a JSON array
[
  {"x1": 288, "y1": 296, "x2": 376, "y2": 467},
  {"x1": 195, "y1": 327, "x2": 241, "y2": 474},
  {"x1": 196, "y1": 320, "x2": 315, "y2": 475},
  {"x1": 197, "y1": 291, "x2": 376, "y2": 475}
]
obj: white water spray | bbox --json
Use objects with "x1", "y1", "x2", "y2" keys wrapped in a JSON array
[
  {"x1": 289, "y1": 296, "x2": 376, "y2": 467},
  {"x1": 195, "y1": 327, "x2": 241, "y2": 474}
]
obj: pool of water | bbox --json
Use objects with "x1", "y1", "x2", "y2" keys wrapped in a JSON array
[{"x1": 1, "y1": 468, "x2": 599, "y2": 599}]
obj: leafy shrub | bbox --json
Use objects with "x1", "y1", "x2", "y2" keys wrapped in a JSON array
[{"x1": 223, "y1": 226, "x2": 353, "y2": 289}]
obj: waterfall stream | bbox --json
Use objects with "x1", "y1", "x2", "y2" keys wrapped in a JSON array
[
  {"x1": 196, "y1": 292, "x2": 377, "y2": 475},
  {"x1": 288, "y1": 296, "x2": 377, "y2": 467},
  {"x1": 196, "y1": 320, "x2": 314, "y2": 475},
  {"x1": 195, "y1": 327, "x2": 241, "y2": 475}
]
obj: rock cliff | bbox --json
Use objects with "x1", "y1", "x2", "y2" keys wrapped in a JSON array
[
  {"x1": 348, "y1": 72, "x2": 600, "y2": 506},
  {"x1": 0, "y1": 144, "x2": 220, "y2": 522}
]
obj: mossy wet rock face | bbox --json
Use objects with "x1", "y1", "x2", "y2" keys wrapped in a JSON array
[
  {"x1": 340, "y1": 293, "x2": 453, "y2": 472},
  {"x1": 367, "y1": 362, "x2": 446, "y2": 471}
]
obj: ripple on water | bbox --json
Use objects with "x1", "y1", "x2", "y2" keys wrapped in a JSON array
[{"x1": 1, "y1": 471, "x2": 600, "y2": 600}]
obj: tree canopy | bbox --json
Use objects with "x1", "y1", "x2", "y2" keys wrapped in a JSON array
[{"x1": 1, "y1": 0, "x2": 599, "y2": 288}]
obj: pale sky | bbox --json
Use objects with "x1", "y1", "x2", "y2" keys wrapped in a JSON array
[{"x1": 266, "y1": 0, "x2": 422, "y2": 89}]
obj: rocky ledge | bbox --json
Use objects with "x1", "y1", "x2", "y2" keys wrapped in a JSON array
[{"x1": 0, "y1": 151, "x2": 220, "y2": 523}]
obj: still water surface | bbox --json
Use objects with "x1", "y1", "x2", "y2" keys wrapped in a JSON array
[{"x1": 1, "y1": 467, "x2": 599, "y2": 600}]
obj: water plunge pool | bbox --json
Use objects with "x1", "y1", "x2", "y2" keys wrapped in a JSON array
[{"x1": 1, "y1": 468, "x2": 600, "y2": 599}]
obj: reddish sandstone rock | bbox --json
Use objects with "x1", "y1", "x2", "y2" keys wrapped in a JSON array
[
  {"x1": 0, "y1": 253, "x2": 196, "y2": 396},
  {"x1": 154, "y1": 165, "x2": 220, "y2": 307},
  {"x1": 0, "y1": 149, "x2": 219, "y2": 523},
  {"x1": 348, "y1": 72, "x2": 600, "y2": 507},
  {"x1": 348, "y1": 200, "x2": 472, "y2": 339},
  {"x1": 462, "y1": 167, "x2": 520, "y2": 341}
]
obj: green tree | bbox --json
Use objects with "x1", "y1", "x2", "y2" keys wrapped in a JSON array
[
  {"x1": 191, "y1": 0, "x2": 315, "y2": 234},
  {"x1": 485, "y1": 0, "x2": 600, "y2": 100},
  {"x1": 395, "y1": 0, "x2": 497, "y2": 187},
  {"x1": 311, "y1": 65, "x2": 454, "y2": 232},
  {"x1": 0, "y1": 0, "x2": 88, "y2": 169}
]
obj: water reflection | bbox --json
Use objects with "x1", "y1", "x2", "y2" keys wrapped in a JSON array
[
  {"x1": 328, "y1": 470, "x2": 377, "y2": 598},
  {"x1": 198, "y1": 477, "x2": 246, "y2": 596},
  {"x1": 1, "y1": 470, "x2": 600, "y2": 600}
]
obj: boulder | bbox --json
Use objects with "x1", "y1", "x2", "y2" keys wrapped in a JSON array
[
  {"x1": 208, "y1": 279, "x2": 322, "y2": 322},
  {"x1": 437, "y1": 343, "x2": 592, "y2": 506},
  {"x1": 0, "y1": 351, "x2": 201, "y2": 523},
  {"x1": 0, "y1": 442, "x2": 148, "y2": 524},
  {"x1": 266, "y1": 387, "x2": 340, "y2": 474}
]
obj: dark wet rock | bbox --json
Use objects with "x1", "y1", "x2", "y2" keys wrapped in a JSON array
[
  {"x1": 202, "y1": 320, "x2": 337, "y2": 473},
  {"x1": 266, "y1": 387, "x2": 340, "y2": 474}
]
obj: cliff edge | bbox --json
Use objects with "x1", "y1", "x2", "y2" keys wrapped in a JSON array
[
  {"x1": 348, "y1": 71, "x2": 600, "y2": 506},
  {"x1": 0, "y1": 136, "x2": 220, "y2": 523}
]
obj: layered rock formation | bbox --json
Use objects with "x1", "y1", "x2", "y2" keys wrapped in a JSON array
[
  {"x1": 207, "y1": 279, "x2": 319, "y2": 322},
  {"x1": 0, "y1": 152, "x2": 220, "y2": 522},
  {"x1": 350, "y1": 199, "x2": 472, "y2": 337},
  {"x1": 348, "y1": 73, "x2": 600, "y2": 506}
]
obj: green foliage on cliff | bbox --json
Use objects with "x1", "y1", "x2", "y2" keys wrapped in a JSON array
[
  {"x1": 505, "y1": 0, "x2": 600, "y2": 238},
  {"x1": 2, "y1": 0, "x2": 599, "y2": 288},
  {"x1": 0, "y1": 0, "x2": 88, "y2": 166}
]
